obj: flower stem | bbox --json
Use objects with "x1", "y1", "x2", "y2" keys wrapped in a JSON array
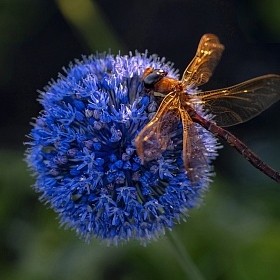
[{"x1": 167, "y1": 231, "x2": 206, "y2": 280}]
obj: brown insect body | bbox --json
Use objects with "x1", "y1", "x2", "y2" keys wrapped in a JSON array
[
  {"x1": 136, "y1": 34, "x2": 280, "y2": 185},
  {"x1": 142, "y1": 67, "x2": 183, "y2": 95},
  {"x1": 154, "y1": 77, "x2": 183, "y2": 95}
]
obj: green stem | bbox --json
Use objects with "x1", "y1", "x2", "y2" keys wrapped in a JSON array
[{"x1": 167, "y1": 231, "x2": 206, "y2": 280}]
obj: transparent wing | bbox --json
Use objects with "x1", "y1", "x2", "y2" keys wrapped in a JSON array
[
  {"x1": 135, "y1": 92, "x2": 180, "y2": 163},
  {"x1": 194, "y1": 74, "x2": 280, "y2": 127},
  {"x1": 181, "y1": 34, "x2": 224, "y2": 87},
  {"x1": 179, "y1": 104, "x2": 209, "y2": 185}
]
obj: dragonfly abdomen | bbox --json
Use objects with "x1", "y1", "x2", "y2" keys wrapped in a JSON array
[{"x1": 188, "y1": 106, "x2": 280, "y2": 183}]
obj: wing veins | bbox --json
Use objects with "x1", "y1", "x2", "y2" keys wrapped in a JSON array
[
  {"x1": 179, "y1": 103, "x2": 209, "y2": 185},
  {"x1": 135, "y1": 91, "x2": 180, "y2": 163},
  {"x1": 182, "y1": 34, "x2": 224, "y2": 87},
  {"x1": 193, "y1": 74, "x2": 280, "y2": 126}
]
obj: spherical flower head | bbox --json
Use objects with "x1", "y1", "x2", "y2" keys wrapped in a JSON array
[{"x1": 25, "y1": 51, "x2": 220, "y2": 245}]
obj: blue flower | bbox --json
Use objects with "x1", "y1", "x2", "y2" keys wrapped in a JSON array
[{"x1": 25, "y1": 51, "x2": 220, "y2": 245}]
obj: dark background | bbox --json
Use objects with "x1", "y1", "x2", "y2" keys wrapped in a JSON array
[
  {"x1": 1, "y1": 0, "x2": 280, "y2": 181},
  {"x1": 1, "y1": 0, "x2": 280, "y2": 279}
]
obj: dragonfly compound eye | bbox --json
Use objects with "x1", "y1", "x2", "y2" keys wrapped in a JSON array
[{"x1": 143, "y1": 68, "x2": 168, "y2": 89}]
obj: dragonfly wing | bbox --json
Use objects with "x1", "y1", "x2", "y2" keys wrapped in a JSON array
[
  {"x1": 196, "y1": 74, "x2": 280, "y2": 127},
  {"x1": 180, "y1": 104, "x2": 209, "y2": 185},
  {"x1": 182, "y1": 34, "x2": 224, "y2": 87},
  {"x1": 135, "y1": 92, "x2": 180, "y2": 163}
]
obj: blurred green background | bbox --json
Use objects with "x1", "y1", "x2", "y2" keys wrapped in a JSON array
[{"x1": 1, "y1": 0, "x2": 280, "y2": 279}]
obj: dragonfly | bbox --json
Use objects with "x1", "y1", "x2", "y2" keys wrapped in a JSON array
[{"x1": 135, "y1": 34, "x2": 280, "y2": 185}]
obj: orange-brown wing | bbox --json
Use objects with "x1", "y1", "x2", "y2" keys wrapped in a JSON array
[
  {"x1": 182, "y1": 34, "x2": 224, "y2": 87},
  {"x1": 179, "y1": 103, "x2": 209, "y2": 185},
  {"x1": 194, "y1": 74, "x2": 280, "y2": 127},
  {"x1": 135, "y1": 91, "x2": 180, "y2": 163}
]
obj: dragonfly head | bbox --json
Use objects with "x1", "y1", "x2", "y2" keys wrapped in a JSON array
[{"x1": 142, "y1": 67, "x2": 168, "y2": 90}]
